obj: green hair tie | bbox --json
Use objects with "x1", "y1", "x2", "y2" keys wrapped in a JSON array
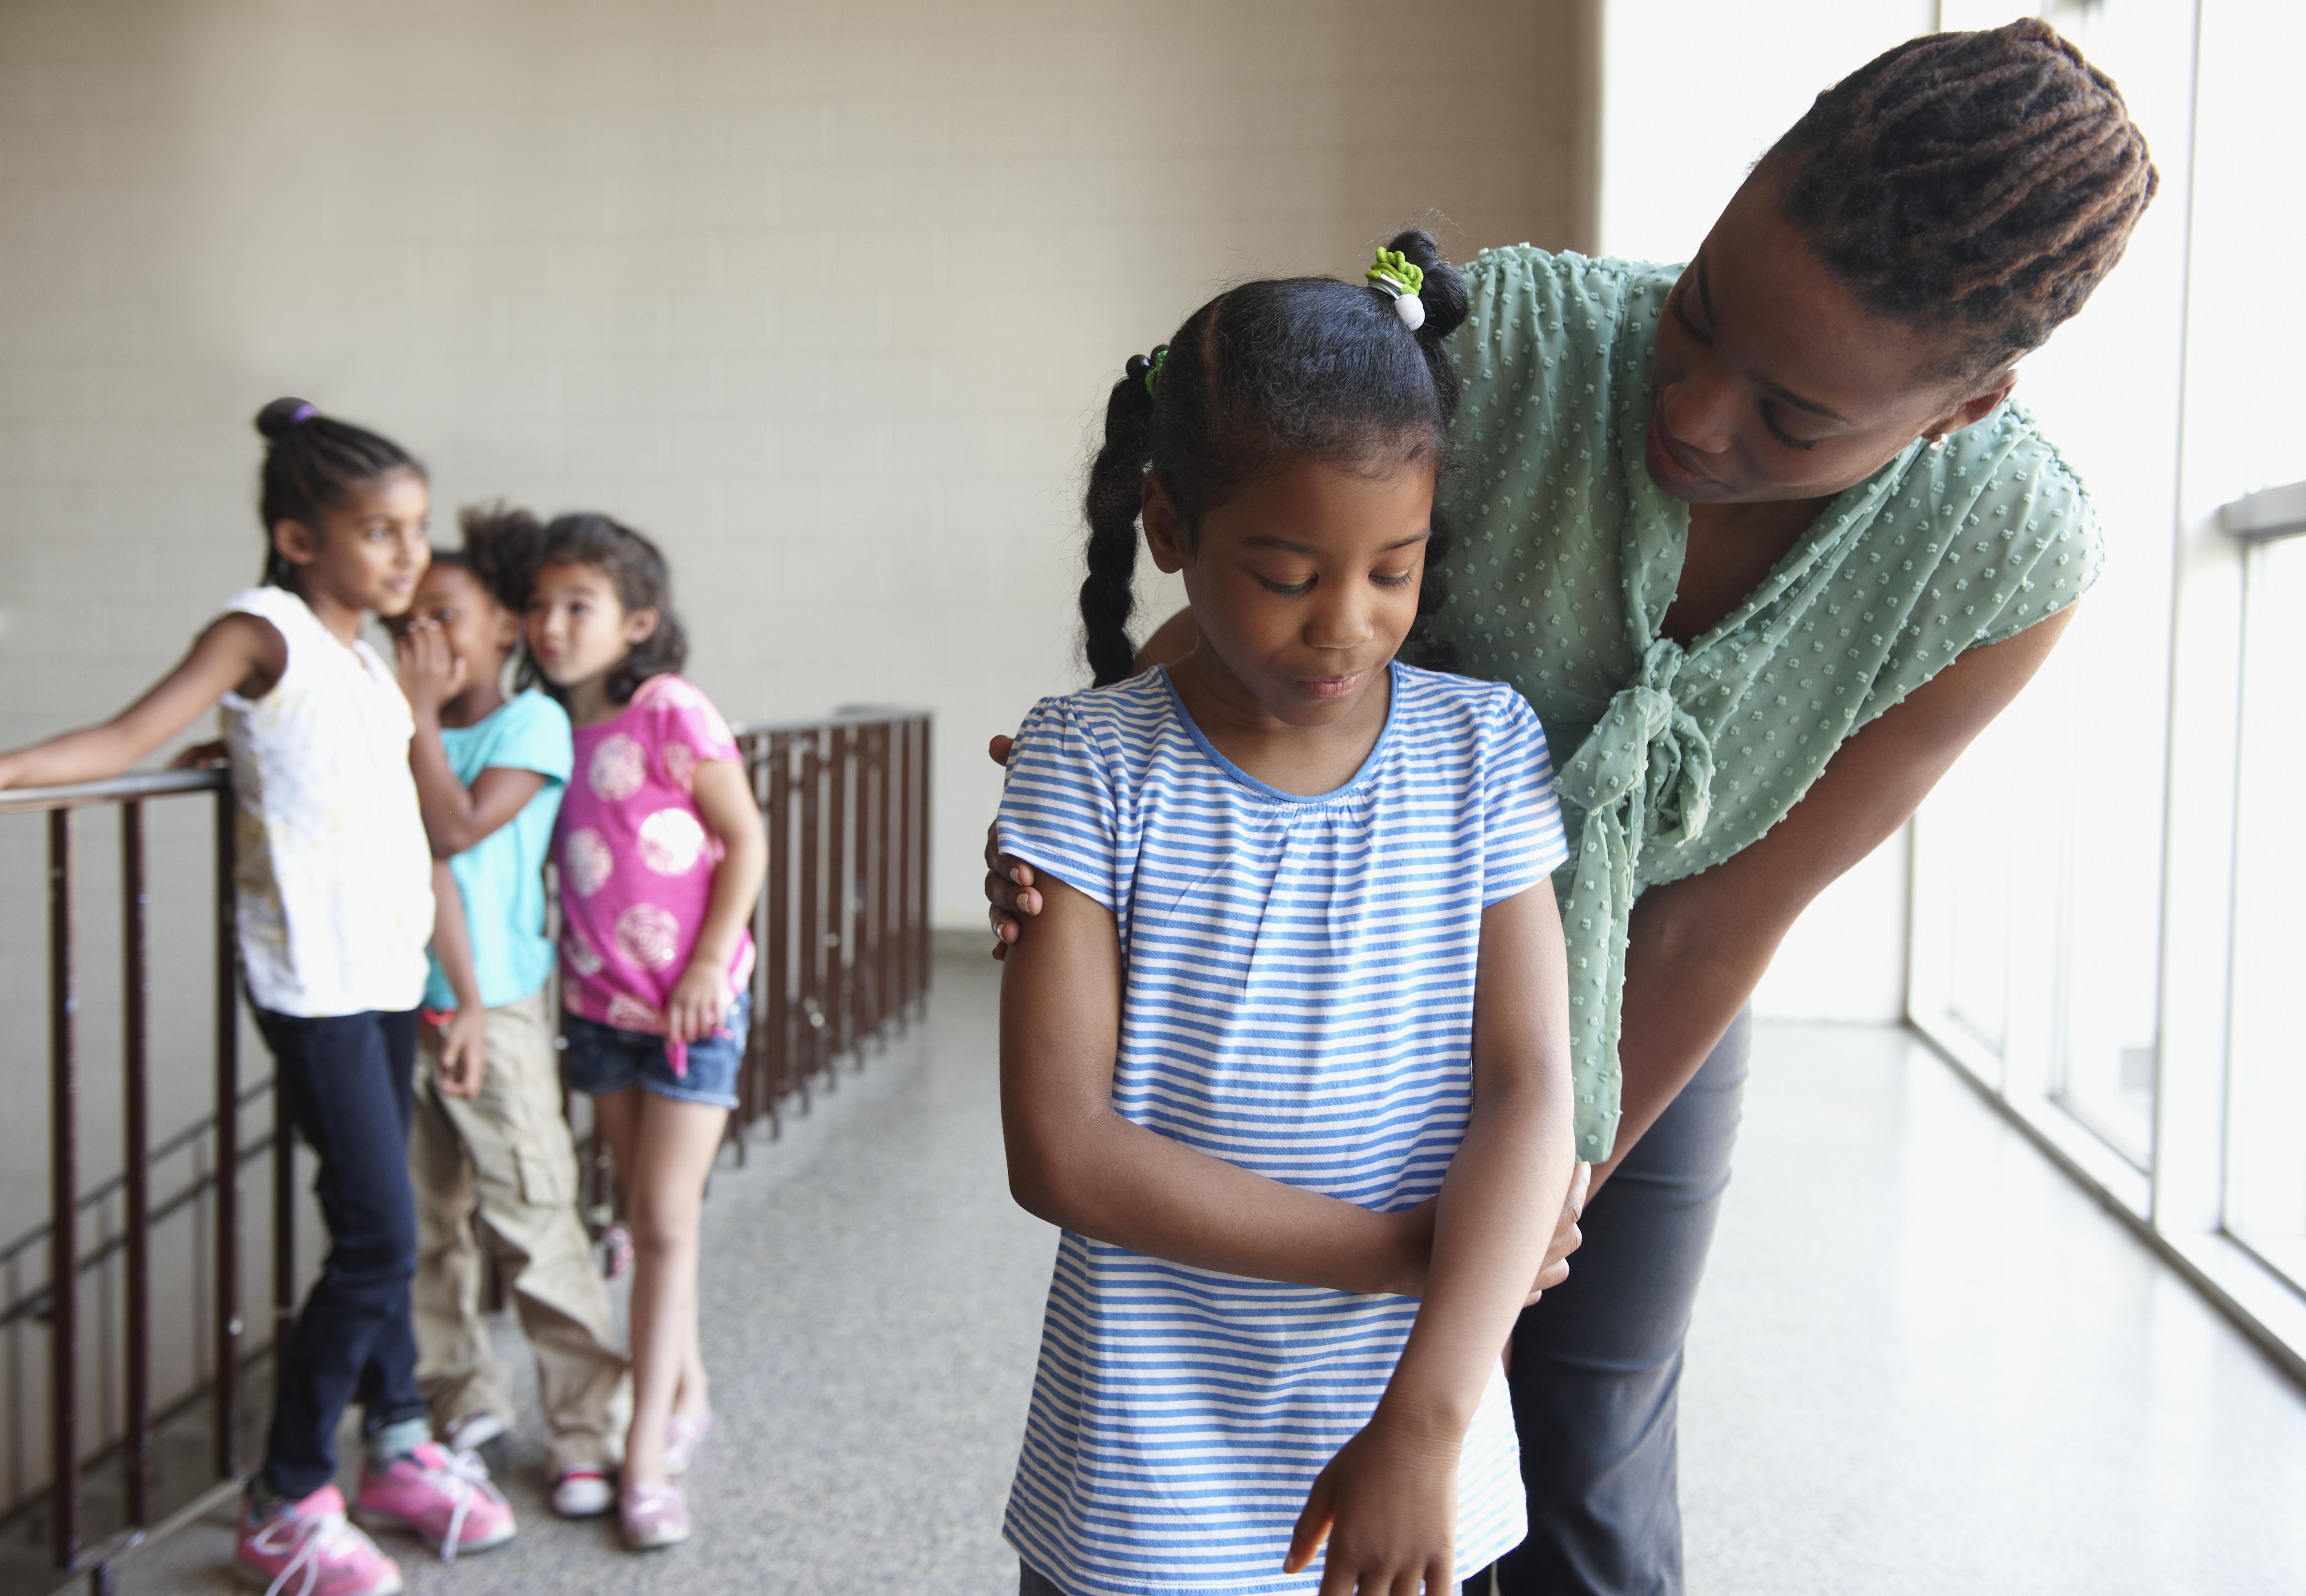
[
  {"x1": 1366, "y1": 249, "x2": 1428, "y2": 331},
  {"x1": 1144, "y1": 346, "x2": 1167, "y2": 397}
]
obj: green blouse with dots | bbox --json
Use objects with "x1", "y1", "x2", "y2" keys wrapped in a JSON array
[{"x1": 1435, "y1": 246, "x2": 2102, "y2": 1161}]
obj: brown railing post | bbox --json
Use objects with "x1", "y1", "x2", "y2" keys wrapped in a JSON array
[
  {"x1": 916, "y1": 716, "x2": 933, "y2": 1006},
  {"x1": 48, "y1": 809, "x2": 82, "y2": 1569},
  {"x1": 826, "y1": 724, "x2": 852, "y2": 1067},
  {"x1": 766, "y1": 733, "x2": 792, "y2": 1126},
  {"x1": 797, "y1": 729, "x2": 824, "y2": 1096},
  {"x1": 121, "y1": 802, "x2": 152, "y2": 1529},
  {"x1": 731, "y1": 736, "x2": 764, "y2": 1155},
  {"x1": 879, "y1": 721, "x2": 898, "y2": 1032},
  {"x1": 894, "y1": 715, "x2": 922, "y2": 1014},
  {"x1": 853, "y1": 724, "x2": 879, "y2": 1047},
  {"x1": 213, "y1": 786, "x2": 241, "y2": 1482}
]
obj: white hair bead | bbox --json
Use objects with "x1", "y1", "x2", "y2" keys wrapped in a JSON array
[{"x1": 1394, "y1": 293, "x2": 1425, "y2": 332}]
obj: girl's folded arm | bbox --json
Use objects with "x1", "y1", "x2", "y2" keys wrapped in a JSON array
[
  {"x1": 1380, "y1": 878, "x2": 1577, "y2": 1432},
  {"x1": 1282, "y1": 880, "x2": 1575, "y2": 1584},
  {"x1": 1000, "y1": 870, "x2": 1429, "y2": 1298},
  {"x1": 0, "y1": 612, "x2": 285, "y2": 791}
]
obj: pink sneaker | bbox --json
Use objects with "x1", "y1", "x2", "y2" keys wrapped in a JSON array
[
  {"x1": 235, "y1": 1484, "x2": 403, "y2": 1596},
  {"x1": 665, "y1": 1409, "x2": 715, "y2": 1476},
  {"x1": 356, "y1": 1442, "x2": 516, "y2": 1561},
  {"x1": 620, "y1": 1481, "x2": 691, "y2": 1550}
]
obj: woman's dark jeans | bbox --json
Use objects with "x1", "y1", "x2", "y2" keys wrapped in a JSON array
[
  {"x1": 1478, "y1": 1009, "x2": 1752, "y2": 1596},
  {"x1": 253, "y1": 1006, "x2": 430, "y2": 1499}
]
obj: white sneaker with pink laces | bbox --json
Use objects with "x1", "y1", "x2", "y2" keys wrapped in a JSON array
[
  {"x1": 355, "y1": 1441, "x2": 516, "y2": 1560},
  {"x1": 234, "y1": 1484, "x2": 403, "y2": 1596}
]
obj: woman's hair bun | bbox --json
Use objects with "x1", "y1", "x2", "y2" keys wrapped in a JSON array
[
  {"x1": 254, "y1": 396, "x2": 316, "y2": 440},
  {"x1": 1385, "y1": 227, "x2": 1468, "y2": 343}
]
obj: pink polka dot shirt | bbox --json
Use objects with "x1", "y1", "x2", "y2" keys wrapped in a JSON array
[{"x1": 556, "y1": 673, "x2": 755, "y2": 1059}]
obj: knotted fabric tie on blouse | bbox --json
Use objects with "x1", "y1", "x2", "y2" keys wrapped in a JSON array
[{"x1": 1553, "y1": 636, "x2": 1715, "y2": 1160}]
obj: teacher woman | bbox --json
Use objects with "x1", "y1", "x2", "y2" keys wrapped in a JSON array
[{"x1": 986, "y1": 19, "x2": 2156, "y2": 1596}]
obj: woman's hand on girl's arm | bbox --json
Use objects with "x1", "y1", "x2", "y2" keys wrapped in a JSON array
[
  {"x1": 668, "y1": 758, "x2": 767, "y2": 1043},
  {"x1": 1287, "y1": 881, "x2": 1577, "y2": 1593},
  {"x1": 0, "y1": 613, "x2": 284, "y2": 791},
  {"x1": 1001, "y1": 871, "x2": 1430, "y2": 1297},
  {"x1": 1603, "y1": 606, "x2": 2076, "y2": 1192},
  {"x1": 427, "y1": 859, "x2": 488, "y2": 1098}
]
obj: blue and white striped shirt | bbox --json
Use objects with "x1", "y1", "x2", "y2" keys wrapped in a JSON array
[{"x1": 997, "y1": 662, "x2": 1571, "y2": 1596}]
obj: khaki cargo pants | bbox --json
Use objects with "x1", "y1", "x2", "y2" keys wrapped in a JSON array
[{"x1": 411, "y1": 989, "x2": 629, "y2": 1475}]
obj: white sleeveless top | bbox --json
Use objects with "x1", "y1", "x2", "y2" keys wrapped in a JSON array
[{"x1": 219, "y1": 586, "x2": 433, "y2": 1017}]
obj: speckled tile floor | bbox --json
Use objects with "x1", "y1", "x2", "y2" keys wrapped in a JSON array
[
  {"x1": 1678, "y1": 1024, "x2": 2306, "y2": 1596},
  {"x1": 92, "y1": 959, "x2": 2306, "y2": 1596}
]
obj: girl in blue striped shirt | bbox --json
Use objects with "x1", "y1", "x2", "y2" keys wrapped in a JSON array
[{"x1": 995, "y1": 230, "x2": 1584, "y2": 1596}]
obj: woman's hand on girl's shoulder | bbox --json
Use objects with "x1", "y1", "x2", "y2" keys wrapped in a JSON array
[{"x1": 983, "y1": 735, "x2": 1040, "y2": 960}]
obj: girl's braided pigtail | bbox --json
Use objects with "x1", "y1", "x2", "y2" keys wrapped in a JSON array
[{"x1": 1079, "y1": 349, "x2": 1164, "y2": 687}]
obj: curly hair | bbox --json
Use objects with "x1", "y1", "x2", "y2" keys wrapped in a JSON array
[
  {"x1": 1764, "y1": 18, "x2": 2158, "y2": 376},
  {"x1": 432, "y1": 501, "x2": 547, "y2": 615}
]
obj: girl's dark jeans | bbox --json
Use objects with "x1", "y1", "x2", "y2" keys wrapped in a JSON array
[{"x1": 253, "y1": 1006, "x2": 430, "y2": 1499}]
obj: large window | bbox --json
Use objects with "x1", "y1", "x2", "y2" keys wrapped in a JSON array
[
  {"x1": 2224, "y1": 499, "x2": 2306, "y2": 1294},
  {"x1": 1908, "y1": 0, "x2": 2306, "y2": 1372}
]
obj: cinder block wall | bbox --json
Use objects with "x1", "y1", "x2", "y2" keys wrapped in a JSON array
[
  {"x1": 0, "y1": 1, "x2": 1586, "y2": 1226},
  {"x1": 0, "y1": 0, "x2": 1586, "y2": 917}
]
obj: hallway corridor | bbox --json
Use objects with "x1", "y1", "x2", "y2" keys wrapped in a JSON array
[{"x1": 113, "y1": 954, "x2": 2306, "y2": 1596}]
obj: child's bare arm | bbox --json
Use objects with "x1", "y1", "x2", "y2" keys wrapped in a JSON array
[
  {"x1": 412, "y1": 763, "x2": 547, "y2": 859},
  {"x1": 1286, "y1": 879, "x2": 1576, "y2": 1593},
  {"x1": 1001, "y1": 872, "x2": 1430, "y2": 1297},
  {"x1": 0, "y1": 613, "x2": 285, "y2": 791},
  {"x1": 394, "y1": 619, "x2": 547, "y2": 855},
  {"x1": 427, "y1": 859, "x2": 488, "y2": 1098},
  {"x1": 665, "y1": 757, "x2": 768, "y2": 1042}
]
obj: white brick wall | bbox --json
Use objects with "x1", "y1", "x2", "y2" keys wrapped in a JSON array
[
  {"x1": 0, "y1": 0, "x2": 1584, "y2": 1218},
  {"x1": 0, "y1": 0, "x2": 1583, "y2": 927}
]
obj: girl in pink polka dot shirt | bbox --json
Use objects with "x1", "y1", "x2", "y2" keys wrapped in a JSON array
[{"x1": 524, "y1": 513, "x2": 766, "y2": 1551}]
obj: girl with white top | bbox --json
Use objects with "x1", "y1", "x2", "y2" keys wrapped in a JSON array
[
  {"x1": 995, "y1": 234, "x2": 1582, "y2": 1596},
  {"x1": 0, "y1": 400, "x2": 514, "y2": 1596}
]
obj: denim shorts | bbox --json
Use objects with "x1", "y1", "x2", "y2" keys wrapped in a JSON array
[{"x1": 563, "y1": 990, "x2": 751, "y2": 1110}]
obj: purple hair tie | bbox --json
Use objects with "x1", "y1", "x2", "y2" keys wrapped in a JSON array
[{"x1": 288, "y1": 402, "x2": 317, "y2": 424}]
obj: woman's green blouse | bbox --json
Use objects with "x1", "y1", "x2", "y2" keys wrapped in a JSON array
[{"x1": 1436, "y1": 247, "x2": 2102, "y2": 1160}]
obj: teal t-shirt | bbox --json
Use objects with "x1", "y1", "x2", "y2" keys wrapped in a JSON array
[{"x1": 422, "y1": 690, "x2": 573, "y2": 1011}]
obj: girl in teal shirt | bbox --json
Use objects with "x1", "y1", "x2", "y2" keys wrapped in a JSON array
[
  {"x1": 397, "y1": 509, "x2": 631, "y2": 1522},
  {"x1": 989, "y1": 21, "x2": 2157, "y2": 1594}
]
